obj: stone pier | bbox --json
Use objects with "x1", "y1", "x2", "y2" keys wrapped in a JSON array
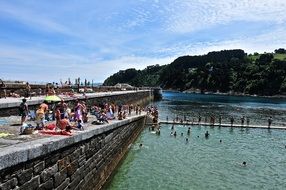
[{"x1": 0, "y1": 114, "x2": 146, "y2": 190}]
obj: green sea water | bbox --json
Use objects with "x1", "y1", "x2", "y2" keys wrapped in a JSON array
[{"x1": 105, "y1": 92, "x2": 286, "y2": 190}]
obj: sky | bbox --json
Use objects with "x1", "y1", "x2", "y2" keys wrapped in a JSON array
[{"x1": 0, "y1": 0, "x2": 286, "y2": 83}]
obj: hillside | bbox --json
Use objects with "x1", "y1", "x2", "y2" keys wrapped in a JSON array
[{"x1": 103, "y1": 49, "x2": 286, "y2": 96}]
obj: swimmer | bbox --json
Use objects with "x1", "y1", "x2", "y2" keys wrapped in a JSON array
[
  {"x1": 181, "y1": 132, "x2": 184, "y2": 136},
  {"x1": 187, "y1": 127, "x2": 191, "y2": 135},
  {"x1": 170, "y1": 132, "x2": 173, "y2": 136},
  {"x1": 205, "y1": 131, "x2": 209, "y2": 138},
  {"x1": 219, "y1": 139, "x2": 222, "y2": 143},
  {"x1": 242, "y1": 161, "x2": 246, "y2": 166},
  {"x1": 197, "y1": 135, "x2": 199, "y2": 138},
  {"x1": 171, "y1": 125, "x2": 174, "y2": 130},
  {"x1": 174, "y1": 131, "x2": 177, "y2": 137},
  {"x1": 156, "y1": 129, "x2": 161, "y2": 135},
  {"x1": 139, "y1": 143, "x2": 143, "y2": 148},
  {"x1": 185, "y1": 138, "x2": 189, "y2": 143}
]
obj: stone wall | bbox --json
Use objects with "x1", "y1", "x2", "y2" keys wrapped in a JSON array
[
  {"x1": 0, "y1": 90, "x2": 152, "y2": 117},
  {"x1": 0, "y1": 116, "x2": 146, "y2": 190}
]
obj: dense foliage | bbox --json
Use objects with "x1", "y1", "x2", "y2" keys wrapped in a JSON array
[
  {"x1": 103, "y1": 49, "x2": 286, "y2": 96},
  {"x1": 103, "y1": 65, "x2": 165, "y2": 87}
]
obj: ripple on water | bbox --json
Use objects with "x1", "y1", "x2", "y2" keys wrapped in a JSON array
[
  {"x1": 106, "y1": 126, "x2": 286, "y2": 190},
  {"x1": 106, "y1": 92, "x2": 286, "y2": 190}
]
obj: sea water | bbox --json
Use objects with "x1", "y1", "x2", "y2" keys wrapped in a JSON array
[{"x1": 105, "y1": 92, "x2": 286, "y2": 190}]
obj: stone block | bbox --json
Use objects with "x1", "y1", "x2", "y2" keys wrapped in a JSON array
[
  {"x1": 34, "y1": 161, "x2": 45, "y2": 175},
  {"x1": 69, "y1": 149, "x2": 81, "y2": 162},
  {"x1": 55, "y1": 178, "x2": 69, "y2": 190},
  {"x1": 53, "y1": 168, "x2": 67, "y2": 187},
  {"x1": 83, "y1": 170, "x2": 94, "y2": 185},
  {"x1": 66, "y1": 161, "x2": 78, "y2": 177},
  {"x1": 70, "y1": 165, "x2": 84, "y2": 181},
  {"x1": 19, "y1": 176, "x2": 39, "y2": 190},
  {"x1": 38, "y1": 178, "x2": 53, "y2": 190},
  {"x1": 0, "y1": 177, "x2": 17, "y2": 190},
  {"x1": 74, "y1": 179, "x2": 84, "y2": 190},
  {"x1": 17, "y1": 168, "x2": 33, "y2": 185},
  {"x1": 40, "y1": 164, "x2": 58, "y2": 183},
  {"x1": 45, "y1": 153, "x2": 60, "y2": 168},
  {"x1": 68, "y1": 174, "x2": 81, "y2": 190},
  {"x1": 78, "y1": 155, "x2": 86, "y2": 167},
  {"x1": 57, "y1": 157, "x2": 70, "y2": 171}
]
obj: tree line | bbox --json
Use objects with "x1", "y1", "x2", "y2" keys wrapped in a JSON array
[{"x1": 103, "y1": 49, "x2": 286, "y2": 96}]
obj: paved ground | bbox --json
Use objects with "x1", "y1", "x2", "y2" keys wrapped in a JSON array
[
  {"x1": 159, "y1": 120, "x2": 286, "y2": 130},
  {"x1": 0, "y1": 90, "x2": 148, "y2": 108},
  {"x1": 0, "y1": 112, "x2": 147, "y2": 149}
]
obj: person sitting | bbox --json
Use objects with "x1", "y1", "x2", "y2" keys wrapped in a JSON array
[
  {"x1": 118, "y1": 111, "x2": 123, "y2": 120},
  {"x1": 58, "y1": 116, "x2": 75, "y2": 132},
  {"x1": 9, "y1": 91, "x2": 20, "y2": 98},
  {"x1": 97, "y1": 111, "x2": 109, "y2": 123},
  {"x1": 77, "y1": 119, "x2": 84, "y2": 130},
  {"x1": 35, "y1": 101, "x2": 48, "y2": 128}
]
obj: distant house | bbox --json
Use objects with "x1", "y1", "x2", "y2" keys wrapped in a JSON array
[{"x1": 114, "y1": 83, "x2": 134, "y2": 89}]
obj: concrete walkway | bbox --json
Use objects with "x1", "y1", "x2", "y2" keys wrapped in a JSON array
[
  {"x1": 0, "y1": 112, "x2": 147, "y2": 149},
  {"x1": 159, "y1": 120, "x2": 286, "y2": 130}
]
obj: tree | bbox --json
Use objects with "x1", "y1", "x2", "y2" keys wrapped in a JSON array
[{"x1": 274, "y1": 48, "x2": 286, "y2": 54}]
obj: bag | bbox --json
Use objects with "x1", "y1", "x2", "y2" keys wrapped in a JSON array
[{"x1": 19, "y1": 103, "x2": 25, "y2": 115}]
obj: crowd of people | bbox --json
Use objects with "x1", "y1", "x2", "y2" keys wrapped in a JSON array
[{"x1": 19, "y1": 98, "x2": 144, "y2": 135}]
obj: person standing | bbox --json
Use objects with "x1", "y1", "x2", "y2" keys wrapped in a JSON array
[
  {"x1": 268, "y1": 116, "x2": 273, "y2": 128},
  {"x1": 0, "y1": 79, "x2": 7, "y2": 99},
  {"x1": 241, "y1": 116, "x2": 245, "y2": 126},
  {"x1": 19, "y1": 98, "x2": 29, "y2": 125},
  {"x1": 230, "y1": 116, "x2": 234, "y2": 126},
  {"x1": 25, "y1": 82, "x2": 31, "y2": 99},
  {"x1": 246, "y1": 117, "x2": 250, "y2": 126},
  {"x1": 35, "y1": 101, "x2": 49, "y2": 129}
]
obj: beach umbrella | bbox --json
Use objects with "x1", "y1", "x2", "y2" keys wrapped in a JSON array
[{"x1": 44, "y1": 95, "x2": 61, "y2": 102}]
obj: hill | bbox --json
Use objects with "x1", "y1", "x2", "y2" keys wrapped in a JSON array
[{"x1": 103, "y1": 48, "x2": 286, "y2": 96}]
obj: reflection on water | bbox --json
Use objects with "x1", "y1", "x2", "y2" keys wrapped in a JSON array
[
  {"x1": 106, "y1": 92, "x2": 286, "y2": 190},
  {"x1": 158, "y1": 91, "x2": 286, "y2": 126}
]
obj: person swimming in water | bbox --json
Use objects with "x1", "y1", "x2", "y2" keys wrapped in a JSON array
[
  {"x1": 220, "y1": 139, "x2": 222, "y2": 143},
  {"x1": 156, "y1": 128, "x2": 161, "y2": 135},
  {"x1": 139, "y1": 143, "x2": 143, "y2": 148},
  {"x1": 187, "y1": 127, "x2": 191, "y2": 135},
  {"x1": 174, "y1": 131, "x2": 177, "y2": 137},
  {"x1": 205, "y1": 131, "x2": 209, "y2": 138},
  {"x1": 242, "y1": 161, "x2": 247, "y2": 166},
  {"x1": 181, "y1": 132, "x2": 184, "y2": 136}
]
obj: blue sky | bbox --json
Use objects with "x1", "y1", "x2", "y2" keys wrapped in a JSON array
[{"x1": 0, "y1": 0, "x2": 286, "y2": 83}]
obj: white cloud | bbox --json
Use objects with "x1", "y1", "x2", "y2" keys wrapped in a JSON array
[
  {"x1": 164, "y1": 0, "x2": 286, "y2": 33},
  {"x1": 1, "y1": 0, "x2": 286, "y2": 83},
  {"x1": 0, "y1": 45, "x2": 173, "y2": 82}
]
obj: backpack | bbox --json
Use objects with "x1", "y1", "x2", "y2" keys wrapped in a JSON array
[{"x1": 19, "y1": 103, "x2": 25, "y2": 113}]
